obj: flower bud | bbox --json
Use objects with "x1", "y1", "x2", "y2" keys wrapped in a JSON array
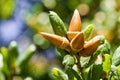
[
  {"x1": 67, "y1": 32, "x2": 78, "y2": 41},
  {"x1": 40, "y1": 32, "x2": 70, "y2": 50},
  {"x1": 68, "y1": 9, "x2": 82, "y2": 32},
  {"x1": 70, "y1": 32, "x2": 84, "y2": 52},
  {"x1": 80, "y1": 38, "x2": 100, "y2": 57}
]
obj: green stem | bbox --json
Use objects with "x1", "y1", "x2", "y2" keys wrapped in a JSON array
[
  {"x1": 108, "y1": 72, "x2": 112, "y2": 80},
  {"x1": 75, "y1": 53, "x2": 85, "y2": 80}
]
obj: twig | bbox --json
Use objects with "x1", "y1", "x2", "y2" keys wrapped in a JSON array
[{"x1": 75, "y1": 53, "x2": 85, "y2": 80}]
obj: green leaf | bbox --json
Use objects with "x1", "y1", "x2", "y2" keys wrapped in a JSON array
[
  {"x1": 6, "y1": 41, "x2": 19, "y2": 73},
  {"x1": 0, "y1": 48, "x2": 10, "y2": 75},
  {"x1": 80, "y1": 56, "x2": 91, "y2": 67},
  {"x1": 0, "y1": 72, "x2": 5, "y2": 80},
  {"x1": 87, "y1": 63, "x2": 103, "y2": 80},
  {"x1": 0, "y1": 54, "x2": 3, "y2": 68},
  {"x1": 0, "y1": 47, "x2": 8, "y2": 61},
  {"x1": 8, "y1": 41, "x2": 19, "y2": 64},
  {"x1": 85, "y1": 41, "x2": 110, "y2": 68},
  {"x1": 111, "y1": 76, "x2": 115, "y2": 80},
  {"x1": 66, "y1": 67, "x2": 82, "y2": 80},
  {"x1": 1, "y1": 0, "x2": 15, "y2": 19},
  {"x1": 101, "y1": 40, "x2": 110, "y2": 54},
  {"x1": 49, "y1": 11, "x2": 67, "y2": 37},
  {"x1": 62, "y1": 55, "x2": 75, "y2": 67},
  {"x1": 84, "y1": 45, "x2": 103, "y2": 68},
  {"x1": 17, "y1": 44, "x2": 36, "y2": 68},
  {"x1": 52, "y1": 68, "x2": 68, "y2": 80},
  {"x1": 102, "y1": 54, "x2": 111, "y2": 73},
  {"x1": 111, "y1": 65, "x2": 119, "y2": 80},
  {"x1": 117, "y1": 65, "x2": 120, "y2": 79},
  {"x1": 84, "y1": 67, "x2": 90, "y2": 80},
  {"x1": 99, "y1": 36, "x2": 105, "y2": 44},
  {"x1": 83, "y1": 24, "x2": 94, "y2": 39},
  {"x1": 56, "y1": 47, "x2": 68, "y2": 57},
  {"x1": 112, "y1": 46, "x2": 120, "y2": 66}
]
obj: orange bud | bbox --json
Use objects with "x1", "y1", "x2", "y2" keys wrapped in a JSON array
[
  {"x1": 67, "y1": 32, "x2": 79, "y2": 41},
  {"x1": 68, "y1": 9, "x2": 82, "y2": 32},
  {"x1": 80, "y1": 39, "x2": 100, "y2": 57},
  {"x1": 70, "y1": 32, "x2": 84, "y2": 52},
  {"x1": 40, "y1": 32, "x2": 70, "y2": 50}
]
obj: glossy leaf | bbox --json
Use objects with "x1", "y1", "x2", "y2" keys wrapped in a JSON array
[
  {"x1": 0, "y1": 54, "x2": 3, "y2": 68},
  {"x1": 17, "y1": 44, "x2": 36, "y2": 68},
  {"x1": 83, "y1": 24, "x2": 94, "y2": 39},
  {"x1": 8, "y1": 41, "x2": 19, "y2": 64},
  {"x1": 101, "y1": 40, "x2": 110, "y2": 54},
  {"x1": 87, "y1": 63, "x2": 103, "y2": 80},
  {"x1": 52, "y1": 68, "x2": 68, "y2": 80},
  {"x1": 56, "y1": 47, "x2": 69, "y2": 57},
  {"x1": 111, "y1": 65, "x2": 119, "y2": 80},
  {"x1": 112, "y1": 46, "x2": 120, "y2": 66},
  {"x1": 87, "y1": 40, "x2": 111, "y2": 67},
  {"x1": 0, "y1": 47, "x2": 8, "y2": 61},
  {"x1": 7, "y1": 41, "x2": 19, "y2": 74},
  {"x1": 84, "y1": 44, "x2": 103, "y2": 68},
  {"x1": 117, "y1": 65, "x2": 120, "y2": 79},
  {"x1": 49, "y1": 11, "x2": 67, "y2": 37},
  {"x1": 0, "y1": 48, "x2": 10, "y2": 75},
  {"x1": 80, "y1": 56, "x2": 90, "y2": 67},
  {"x1": 62, "y1": 55, "x2": 75, "y2": 67},
  {"x1": 66, "y1": 67, "x2": 82, "y2": 80},
  {"x1": 102, "y1": 54, "x2": 111, "y2": 73}
]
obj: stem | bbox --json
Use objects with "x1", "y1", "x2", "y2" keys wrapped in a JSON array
[
  {"x1": 75, "y1": 53, "x2": 85, "y2": 80},
  {"x1": 108, "y1": 72, "x2": 113, "y2": 80}
]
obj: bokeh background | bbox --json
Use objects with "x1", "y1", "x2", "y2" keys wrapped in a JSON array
[{"x1": 0, "y1": 0, "x2": 120, "y2": 80}]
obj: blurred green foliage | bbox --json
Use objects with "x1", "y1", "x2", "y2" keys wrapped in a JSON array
[
  {"x1": 0, "y1": 41, "x2": 36, "y2": 80},
  {"x1": 0, "y1": 0, "x2": 15, "y2": 19}
]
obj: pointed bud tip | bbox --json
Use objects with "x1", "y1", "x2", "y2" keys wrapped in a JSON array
[
  {"x1": 40, "y1": 32, "x2": 46, "y2": 35},
  {"x1": 40, "y1": 32, "x2": 69, "y2": 50},
  {"x1": 74, "y1": 9, "x2": 79, "y2": 14},
  {"x1": 39, "y1": 32, "x2": 54, "y2": 40},
  {"x1": 39, "y1": 32, "x2": 46, "y2": 36},
  {"x1": 39, "y1": 32, "x2": 51, "y2": 36},
  {"x1": 68, "y1": 9, "x2": 81, "y2": 32},
  {"x1": 74, "y1": 9, "x2": 81, "y2": 18},
  {"x1": 84, "y1": 39, "x2": 100, "y2": 48}
]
